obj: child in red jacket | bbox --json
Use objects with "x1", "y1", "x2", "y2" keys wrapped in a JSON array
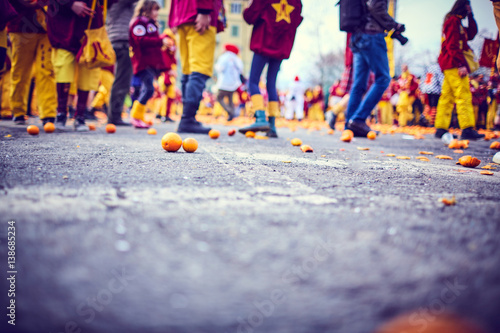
[
  {"x1": 129, "y1": 0, "x2": 170, "y2": 128},
  {"x1": 238, "y1": 0, "x2": 303, "y2": 138}
]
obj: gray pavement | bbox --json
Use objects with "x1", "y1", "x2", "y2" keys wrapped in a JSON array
[{"x1": 0, "y1": 118, "x2": 499, "y2": 333}]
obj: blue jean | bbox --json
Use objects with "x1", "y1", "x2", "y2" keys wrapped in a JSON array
[
  {"x1": 345, "y1": 33, "x2": 391, "y2": 124},
  {"x1": 136, "y1": 68, "x2": 156, "y2": 105},
  {"x1": 181, "y1": 72, "x2": 210, "y2": 118},
  {"x1": 249, "y1": 53, "x2": 282, "y2": 102}
]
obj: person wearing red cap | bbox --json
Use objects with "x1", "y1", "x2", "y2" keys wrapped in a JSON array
[
  {"x1": 215, "y1": 43, "x2": 243, "y2": 121},
  {"x1": 238, "y1": 0, "x2": 303, "y2": 138}
]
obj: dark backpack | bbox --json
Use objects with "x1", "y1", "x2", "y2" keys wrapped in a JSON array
[{"x1": 338, "y1": 0, "x2": 369, "y2": 33}]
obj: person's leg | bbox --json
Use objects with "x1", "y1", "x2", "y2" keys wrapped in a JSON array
[
  {"x1": 177, "y1": 24, "x2": 216, "y2": 134},
  {"x1": 434, "y1": 70, "x2": 455, "y2": 136},
  {"x1": 351, "y1": 34, "x2": 391, "y2": 124},
  {"x1": 73, "y1": 62, "x2": 100, "y2": 131},
  {"x1": 487, "y1": 99, "x2": 497, "y2": 130},
  {"x1": 0, "y1": 71, "x2": 12, "y2": 119},
  {"x1": 130, "y1": 68, "x2": 155, "y2": 128},
  {"x1": 345, "y1": 37, "x2": 370, "y2": 127},
  {"x1": 109, "y1": 43, "x2": 132, "y2": 124},
  {"x1": 0, "y1": 28, "x2": 6, "y2": 70},
  {"x1": 227, "y1": 90, "x2": 235, "y2": 120},
  {"x1": 9, "y1": 33, "x2": 37, "y2": 124},
  {"x1": 266, "y1": 57, "x2": 283, "y2": 138},
  {"x1": 239, "y1": 53, "x2": 270, "y2": 134},
  {"x1": 217, "y1": 90, "x2": 232, "y2": 116},
  {"x1": 52, "y1": 48, "x2": 76, "y2": 129},
  {"x1": 35, "y1": 34, "x2": 57, "y2": 123},
  {"x1": 428, "y1": 93, "x2": 439, "y2": 126}
]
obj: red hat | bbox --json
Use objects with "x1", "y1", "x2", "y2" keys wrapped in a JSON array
[
  {"x1": 294, "y1": 76, "x2": 300, "y2": 81},
  {"x1": 224, "y1": 44, "x2": 239, "y2": 55}
]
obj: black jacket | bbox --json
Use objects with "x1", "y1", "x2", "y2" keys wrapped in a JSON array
[{"x1": 365, "y1": 0, "x2": 398, "y2": 33}]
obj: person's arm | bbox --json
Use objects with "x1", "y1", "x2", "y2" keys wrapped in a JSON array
[
  {"x1": 243, "y1": 0, "x2": 265, "y2": 25},
  {"x1": 465, "y1": 12, "x2": 478, "y2": 40},
  {"x1": 367, "y1": 0, "x2": 398, "y2": 31}
]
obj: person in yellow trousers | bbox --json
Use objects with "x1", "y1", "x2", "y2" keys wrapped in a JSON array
[
  {"x1": 0, "y1": 47, "x2": 12, "y2": 119},
  {"x1": 307, "y1": 85, "x2": 325, "y2": 122},
  {"x1": 377, "y1": 83, "x2": 394, "y2": 125},
  {"x1": 8, "y1": 0, "x2": 57, "y2": 125},
  {"x1": 396, "y1": 64, "x2": 418, "y2": 127},
  {"x1": 435, "y1": 0, "x2": 484, "y2": 140},
  {"x1": 89, "y1": 65, "x2": 115, "y2": 119},
  {"x1": 47, "y1": 0, "x2": 103, "y2": 131}
]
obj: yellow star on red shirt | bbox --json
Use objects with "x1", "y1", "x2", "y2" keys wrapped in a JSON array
[{"x1": 272, "y1": 0, "x2": 295, "y2": 24}]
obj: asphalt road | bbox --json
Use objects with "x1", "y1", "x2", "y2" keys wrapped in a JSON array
[{"x1": 0, "y1": 117, "x2": 499, "y2": 333}]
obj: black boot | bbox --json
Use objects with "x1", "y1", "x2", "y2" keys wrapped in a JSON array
[
  {"x1": 85, "y1": 107, "x2": 98, "y2": 120},
  {"x1": 460, "y1": 127, "x2": 485, "y2": 140},
  {"x1": 41, "y1": 117, "x2": 55, "y2": 125},
  {"x1": 329, "y1": 113, "x2": 337, "y2": 130},
  {"x1": 177, "y1": 102, "x2": 211, "y2": 134},
  {"x1": 347, "y1": 119, "x2": 374, "y2": 137},
  {"x1": 266, "y1": 116, "x2": 278, "y2": 138},
  {"x1": 68, "y1": 106, "x2": 75, "y2": 119}
]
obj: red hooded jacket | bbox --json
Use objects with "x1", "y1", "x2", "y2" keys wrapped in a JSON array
[
  {"x1": 129, "y1": 16, "x2": 168, "y2": 75},
  {"x1": 243, "y1": 0, "x2": 303, "y2": 60},
  {"x1": 438, "y1": 14, "x2": 477, "y2": 72}
]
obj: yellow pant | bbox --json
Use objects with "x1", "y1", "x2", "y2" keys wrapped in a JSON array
[
  {"x1": 52, "y1": 48, "x2": 100, "y2": 91},
  {"x1": 0, "y1": 70, "x2": 11, "y2": 117},
  {"x1": 378, "y1": 100, "x2": 393, "y2": 125},
  {"x1": 396, "y1": 92, "x2": 415, "y2": 127},
  {"x1": 308, "y1": 102, "x2": 324, "y2": 121},
  {"x1": 0, "y1": 28, "x2": 6, "y2": 49},
  {"x1": 177, "y1": 24, "x2": 216, "y2": 77},
  {"x1": 487, "y1": 100, "x2": 497, "y2": 130},
  {"x1": 435, "y1": 68, "x2": 475, "y2": 130},
  {"x1": 91, "y1": 69, "x2": 114, "y2": 109},
  {"x1": 10, "y1": 33, "x2": 57, "y2": 119}
]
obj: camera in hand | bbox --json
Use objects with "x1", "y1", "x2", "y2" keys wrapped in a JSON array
[{"x1": 391, "y1": 24, "x2": 408, "y2": 45}]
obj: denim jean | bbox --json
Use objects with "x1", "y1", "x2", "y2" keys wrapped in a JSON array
[
  {"x1": 181, "y1": 72, "x2": 210, "y2": 118},
  {"x1": 136, "y1": 68, "x2": 156, "y2": 105},
  {"x1": 249, "y1": 53, "x2": 282, "y2": 102},
  {"x1": 345, "y1": 33, "x2": 391, "y2": 125}
]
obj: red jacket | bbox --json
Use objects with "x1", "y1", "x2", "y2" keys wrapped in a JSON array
[
  {"x1": 168, "y1": 0, "x2": 222, "y2": 29},
  {"x1": 47, "y1": 0, "x2": 104, "y2": 55},
  {"x1": 0, "y1": 0, "x2": 17, "y2": 31},
  {"x1": 243, "y1": 0, "x2": 303, "y2": 60},
  {"x1": 438, "y1": 14, "x2": 477, "y2": 72},
  {"x1": 129, "y1": 16, "x2": 168, "y2": 75},
  {"x1": 7, "y1": 0, "x2": 46, "y2": 34}
]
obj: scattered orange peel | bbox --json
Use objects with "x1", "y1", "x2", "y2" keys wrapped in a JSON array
[
  {"x1": 435, "y1": 155, "x2": 453, "y2": 160},
  {"x1": 419, "y1": 151, "x2": 434, "y2": 155},
  {"x1": 396, "y1": 156, "x2": 411, "y2": 160},
  {"x1": 441, "y1": 196, "x2": 456, "y2": 206}
]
